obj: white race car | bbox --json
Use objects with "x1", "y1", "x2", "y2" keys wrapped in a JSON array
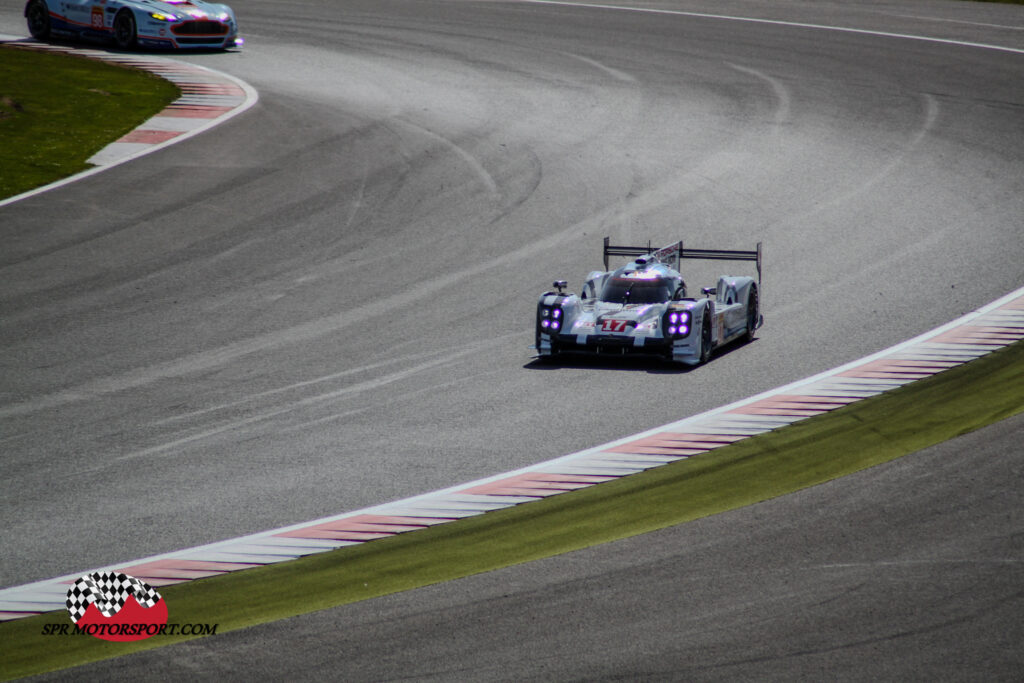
[
  {"x1": 535, "y1": 238, "x2": 763, "y2": 365},
  {"x1": 25, "y1": 0, "x2": 241, "y2": 50}
]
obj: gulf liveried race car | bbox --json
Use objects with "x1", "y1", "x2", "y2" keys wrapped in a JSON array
[
  {"x1": 25, "y1": 0, "x2": 241, "y2": 50},
  {"x1": 535, "y1": 237, "x2": 763, "y2": 366}
]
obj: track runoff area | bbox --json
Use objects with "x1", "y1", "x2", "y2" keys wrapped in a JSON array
[{"x1": 0, "y1": 37, "x2": 257, "y2": 211}]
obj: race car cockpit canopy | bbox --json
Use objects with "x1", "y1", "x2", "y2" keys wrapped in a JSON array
[{"x1": 599, "y1": 272, "x2": 676, "y2": 304}]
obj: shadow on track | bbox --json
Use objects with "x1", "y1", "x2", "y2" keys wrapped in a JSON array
[{"x1": 523, "y1": 338, "x2": 758, "y2": 374}]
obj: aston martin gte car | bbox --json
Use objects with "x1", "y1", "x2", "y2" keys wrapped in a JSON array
[
  {"x1": 25, "y1": 0, "x2": 241, "y2": 50},
  {"x1": 535, "y1": 237, "x2": 763, "y2": 365}
]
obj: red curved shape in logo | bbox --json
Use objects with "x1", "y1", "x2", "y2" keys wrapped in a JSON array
[{"x1": 74, "y1": 594, "x2": 169, "y2": 642}]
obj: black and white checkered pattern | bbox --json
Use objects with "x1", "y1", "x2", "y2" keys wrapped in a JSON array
[{"x1": 65, "y1": 572, "x2": 162, "y2": 624}]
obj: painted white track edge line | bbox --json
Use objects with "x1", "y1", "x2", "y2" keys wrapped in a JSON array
[{"x1": 516, "y1": 0, "x2": 1024, "y2": 56}]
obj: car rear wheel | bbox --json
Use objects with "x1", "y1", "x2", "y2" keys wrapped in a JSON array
[
  {"x1": 26, "y1": 0, "x2": 51, "y2": 41},
  {"x1": 113, "y1": 10, "x2": 137, "y2": 49}
]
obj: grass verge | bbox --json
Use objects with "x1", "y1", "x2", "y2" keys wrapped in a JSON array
[
  {"x1": 0, "y1": 44, "x2": 180, "y2": 199},
  {"x1": 2, "y1": 339, "x2": 1022, "y2": 679}
]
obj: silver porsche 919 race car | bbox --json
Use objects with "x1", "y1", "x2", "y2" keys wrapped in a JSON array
[
  {"x1": 535, "y1": 237, "x2": 763, "y2": 366},
  {"x1": 25, "y1": 0, "x2": 241, "y2": 50}
]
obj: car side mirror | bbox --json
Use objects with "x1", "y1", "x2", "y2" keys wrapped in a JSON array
[
  {"x1": 553, "y1": 280, "x2": 568, "y2": 294},
  {"x1": 701, "y1": 287, "x2": 716, "y2": 297}
]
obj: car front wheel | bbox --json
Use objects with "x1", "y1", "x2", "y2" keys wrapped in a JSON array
[
  {"x1": 744, "y1": 285, "x2": 759, "y2": 343},
  {"x1": 699, "y1": 311, "x2": 712, "y2": 364},
  {"x1": 26, "y1": 0, "x2": 51, "y2": 41},
  {"x1": 113, "y1": 10, "x2": 137, "y2": 49}
]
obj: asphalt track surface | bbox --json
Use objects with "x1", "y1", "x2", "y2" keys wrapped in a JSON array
[{"x1": 1, "y1": 0, "x2": 1022, "y2": 678}]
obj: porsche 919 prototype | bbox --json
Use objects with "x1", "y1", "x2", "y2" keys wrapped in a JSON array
[
  {"x1": 535, "y1": 238, "x2": 763, "y2": 366},
  {"x1": 25, "y1": 0, "x2": 241, "y2": 50}
]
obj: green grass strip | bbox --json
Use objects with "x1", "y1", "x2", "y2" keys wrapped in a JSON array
[
  {"x1": 2, "y1": 339, "x2": 1022, "y2": 679},
  {"x1": 0, "y1": 45, "x2": 180, "y2": 199}
]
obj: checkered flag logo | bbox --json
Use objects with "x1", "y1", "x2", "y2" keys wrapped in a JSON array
[{"x1": 65, "y1": 572, "x2": 162, "y2": 624}]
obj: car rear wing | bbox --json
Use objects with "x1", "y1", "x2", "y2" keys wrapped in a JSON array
[
  {"x1": 603, "y1": 236, "x2": 762, "y2": 289},
  {"x1": 603, "y1": 237, "x2": 683, "y2": 271}
]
